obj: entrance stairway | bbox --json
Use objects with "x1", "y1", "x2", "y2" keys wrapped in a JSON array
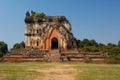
[{"x1": 49, "y1": 49, "x2": 61, "y2": 62}]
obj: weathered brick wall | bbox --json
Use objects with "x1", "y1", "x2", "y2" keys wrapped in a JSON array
[
  {"x1": 3, "y1": 48, "x2": 107, "y2": 63},
  {"x1": 60, "y1": 51, "x2": 107, "y2": 63}
]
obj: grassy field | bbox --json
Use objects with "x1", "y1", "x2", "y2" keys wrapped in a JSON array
[{"x1": 0, "y1": 62, "x2": 120, "y2": 80}]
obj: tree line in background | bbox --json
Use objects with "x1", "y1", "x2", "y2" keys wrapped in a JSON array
[
  {"x1": 75, "y1": 38, "x2": 120, "y2": 63},
  {"x1": 0, "y1": 39, "x2": 120, "y2": 63},
  {"x1": 76, "y1": 38, "x2": 120, "y2": 52}
]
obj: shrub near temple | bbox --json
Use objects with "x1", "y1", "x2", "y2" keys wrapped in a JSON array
[
  {"x1": 106, "y1": 47, "x2": 120, "y2": 64},
  {"x1": 11, "y1": 41, "x2": 25, "y2": 50},
  {"x1": 0, "y1": 41, "x2": 8, "y2": 57}
]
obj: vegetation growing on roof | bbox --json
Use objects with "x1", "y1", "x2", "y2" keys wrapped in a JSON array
[{"x1": 31, "y1": 11, "x2": 46, "y2": 18}]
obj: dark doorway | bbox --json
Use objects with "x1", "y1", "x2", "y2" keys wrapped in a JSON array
[
  {"x1": 51, "y1": 38, "x2": 58, "y2": 49},
  {"x1": 36, "y1": 41, "x2": 39, "y2": 46}
]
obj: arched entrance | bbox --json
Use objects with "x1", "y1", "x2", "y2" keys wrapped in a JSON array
[{"x1": 51, "y1": 37, "x2": 58, "y2": 49}]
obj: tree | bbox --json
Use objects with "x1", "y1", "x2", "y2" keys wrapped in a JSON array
[
  {"x1": 107, "y1": 43, "x2": 116, "y2": 47},
  {"x1": 20, "y1": 41, "x2": 25, "y2": 48},
  {"x1": 82, "y1": 38, "x2": 91, "y2": 46},
  {"x1": 98, "y1": 43, "x2": 106, "y2": 47},
  {"x1": 76, "y1": 39, "x2": 83, "y2": 48},
  {"x1": 12, "y1": 43, "x2": 20, "y2": 50},
  {"x1": 12, "y1": 41, "x2": 25, "y2": 50},
  {"x1": 118, "y1": 40, "x2": 120, "y2": 48},
  {"x1": 0, "y1": 41, "x2": 8, "y2": 57},
  {"x1": 90, "y1": 39, "x2": 98, "y2": 47}
]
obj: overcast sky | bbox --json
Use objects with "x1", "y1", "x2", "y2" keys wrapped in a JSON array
[{"x1": 0, "y1": 0, "x2": 120, "y2": 49}]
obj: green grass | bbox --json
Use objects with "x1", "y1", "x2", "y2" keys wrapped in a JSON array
[
  {"x1": 0, "y1": 62, "x2": 120, "y2": 80},
  {"x1": 73, "y1": 63, "x2": 120, "y2": 80},
  {"x1": 0, "y1": 62, "x2": 55, "y2": 80}
]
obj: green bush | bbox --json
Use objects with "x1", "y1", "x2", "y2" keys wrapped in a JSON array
[
  {"x1": 81, "y1": 46, "x2": 99, "y2": 52},
  {"x1": 0, "y1": 57, "x2": 4, "y2": 62},
  {"x1": 106, "y1": 47, "x2": 120, "y2": 64}
]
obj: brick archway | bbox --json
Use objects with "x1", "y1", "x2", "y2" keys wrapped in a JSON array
[{"x1": 51, "y1": 37, "x2": 58, "y2": 49}]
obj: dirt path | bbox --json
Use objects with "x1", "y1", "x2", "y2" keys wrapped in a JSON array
[{"x1": 28, "y1": 63, "x2": 77, "y2": 80}]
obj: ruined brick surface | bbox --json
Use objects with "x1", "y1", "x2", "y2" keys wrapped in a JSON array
[{"x1": 25, "y1": 12, "x2": 76, "y2": 50}]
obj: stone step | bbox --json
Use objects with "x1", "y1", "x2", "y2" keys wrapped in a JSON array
[
  {"x1": 3, "y1": 57, "x2": 44, "y2": 62},
  {"x1": 49, "y1": 50, "x2": 61, "y2": 62}
]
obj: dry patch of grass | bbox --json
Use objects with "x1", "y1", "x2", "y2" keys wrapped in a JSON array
[
  {"x1": 0, "y1": 74, "x2": 10, "y2": 80},
  {"x1": 0, "y1": 62, "x2": 77, "y2": 80},
  {"x1": 27, "y1": 64, "x2": 77, "y2": 80}
]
